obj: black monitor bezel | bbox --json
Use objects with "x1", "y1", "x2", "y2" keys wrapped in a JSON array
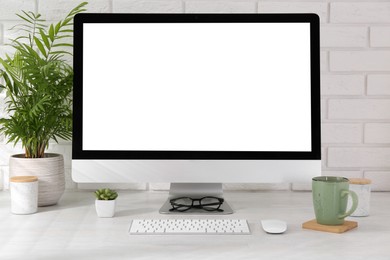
[{"x1": 73, "y1": 13, "x2": 321, "y2": 160}]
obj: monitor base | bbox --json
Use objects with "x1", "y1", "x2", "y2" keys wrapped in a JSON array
[{"x1": 159, "y1": 183, "x2": 234, "y2": 215}]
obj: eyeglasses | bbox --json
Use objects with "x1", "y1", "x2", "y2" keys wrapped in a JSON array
[{"x1": 169, "y1": 196, "x2": 224, "y2": 212}]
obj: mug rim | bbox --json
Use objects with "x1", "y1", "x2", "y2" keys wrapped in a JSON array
[{"x1": 312, "y1": 176, "x2": 349, "y2": 183}]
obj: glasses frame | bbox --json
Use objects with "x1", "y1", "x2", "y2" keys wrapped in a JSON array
[{"x1": 169, "y1": 196, "x2": 224, "y2": 212}]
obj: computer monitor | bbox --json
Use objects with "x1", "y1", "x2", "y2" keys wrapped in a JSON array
[{"x1": 72, "y1": 13, "x2": 321, "y2": 214}]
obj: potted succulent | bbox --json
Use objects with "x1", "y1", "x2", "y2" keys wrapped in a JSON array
[
  {"x1": 95, "y1": 188, "x2": 119, "y2": 218},
  {"x1": 0, "y1": 2, "x2": 87, "y2": 206}
]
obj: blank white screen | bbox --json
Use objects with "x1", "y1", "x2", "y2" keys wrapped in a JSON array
[{"x1": 83, "y1": 23, "x2": 311, "y2": 151}]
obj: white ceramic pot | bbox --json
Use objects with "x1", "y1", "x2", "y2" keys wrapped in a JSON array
[
  {"x1": 9, "y1": 153, "x2": 65, "y2": 207},
  {"x1": 95, "y1": 199, "x2": 116, "y2": 217}
]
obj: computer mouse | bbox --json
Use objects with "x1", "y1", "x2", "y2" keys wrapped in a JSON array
[{"x1": 261, "y1": 219, "x2": 287, "y2": 234}]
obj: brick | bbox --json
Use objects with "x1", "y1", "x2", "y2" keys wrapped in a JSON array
[
  {"x1": 321, "y1": 26, "x2": 367, "y2": 48},
  {"x1": 321, "y1": 51, "x2": 328, "y2": 72},
  {"x1": 322, "y1": 123, "x2": 362, "y2": 144},
  {"x1": 364, "y1": 171, "x2": 390, "y2": 191},
  {"x1": 328, "y1": 99, "x2": 390, "y2": 120},
  {"x1": 185, "y1": 1, "x2": 256, "y2": 13},
  {"x1": 331, "y1": 3, "x2": 390, "y2": 23},
  {"x1": 371, "y1": 27, "x2": 390, "y2": 47},
  {"x1": 39, "y1": 0, "x2": 110, "y2": 20},
  {"x1": 365, "y1": 123, "x2": 390, "y2": 144},
  {"x1": 321, "y1": 98, "x2": 326, "y2": 120},
  {"x1": 113, "y1": 0, "x2": 182, "y2": 13},
  {"x1": 258, "y1": 2, "x2": 328, "y2": 23},
  {"x1": 328, "y1": 147, "x2": 390, "y2": 168},
  {"x1": 321, "y1": 75, "x2": 365, "y2": 96},
  {"x1": 0, "y1": 0, "x2": 35, "y2": 20},
  {"x1": 322, "y1": 147, "x2": 326, "y2": 169},
  {"x1": 367, "y1": 75, "x2": 390, "y2": 95},
  {"x1": 330, "y1": 51, "x2": 390, "y2": 72}
]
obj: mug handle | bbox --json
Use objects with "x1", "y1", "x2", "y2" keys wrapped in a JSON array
[{"x1": 338, "y1": 190, "x2": 358, "y2": 219}]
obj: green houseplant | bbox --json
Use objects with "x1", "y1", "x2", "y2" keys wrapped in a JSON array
[
  {"x1": 0, "y1": 2, "x2": 87, "y2": 206},
  {"x1": 0, "y1": 2, "x2": 87, "y2": 158},
  {"x1": 95, "y1": 189, "x2": 119, "y2": 217}
]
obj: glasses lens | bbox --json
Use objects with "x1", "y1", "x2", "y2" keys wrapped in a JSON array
[
  {"x1": 200, "y1": 197, "x2": 223, "y2": 211},
  {"x1": 169, "y1": 197, "x2": 193, "y2": 211},
  {"x1": 173, "y1": 197, "x2": 192, "y2": 207}
]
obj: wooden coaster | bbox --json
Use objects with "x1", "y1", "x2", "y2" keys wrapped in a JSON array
[{"x1": 302, "y1": 219, "x2": 358, "y2": 233}]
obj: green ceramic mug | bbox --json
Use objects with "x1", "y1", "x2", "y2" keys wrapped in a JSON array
[{"x1": 312, "y1": 176, "x2": 358, "y2": 225}]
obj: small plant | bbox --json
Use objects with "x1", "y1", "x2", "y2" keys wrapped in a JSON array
[{"x1": 95, "y1": 188, "x2": 118, "y2": 201}]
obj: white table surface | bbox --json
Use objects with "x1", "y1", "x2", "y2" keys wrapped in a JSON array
[{"x1": 0, "y1": 190, "x2": 389, "y2": 260}]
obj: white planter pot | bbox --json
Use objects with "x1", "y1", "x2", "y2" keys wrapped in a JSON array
[
  {"x1": 95, "y1": 199, "x2": 116, "y2": 217},
  {"x1": 9, "y1": 153, "x2": 65, "y2": 207}
]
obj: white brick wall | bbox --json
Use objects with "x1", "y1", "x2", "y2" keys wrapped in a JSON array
[
  {"x1": 365, "y1": 123, "x2": 390, "y2": 144},
  {"x1": 322, "y1": 123, "x2": 362, "y2": 144},
  {"x1": 39, "y1": 0, "x2": 111, "y2": 20},
  {"x1": 370, "y1": 27, "x2": 390, "y2": 47},
  {"x1": 113, "y1": 0, "x2": 183, "y2": 13},
  {"x1": 328, "y1": 99, "x2": 390, "y2": 120},
  {"x1": 0, "y1": 0, "x2": 35, "y2": 20},
  {"x1": 321, "y1": 75, "x2": 365, "y2": 96},
  {"x1": 368, "y1": 75, "x2": 390, "y2": 95},
  {"x1": 0, "y1": 0, "x2": 390, "y2": 191},
  {"x1": 330, "y1": 51, "x2": 390, "y2": 71},
  {"x1": 186, "y1": 1, "x2": 256, "y2": 13},
  {"x1": 330, "y1": 3, "x2": 390, "y2": 23},
  {"x1": 321, "y1": 26, "x2": 367, "y2": 48}
]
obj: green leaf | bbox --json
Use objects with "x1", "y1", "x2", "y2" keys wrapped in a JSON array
[
  {"x1": 15, "y1": 14, "x2": 33, "y2": 24},
  {"x1": 61, "y1": 17, "x2": 73, "y2": 27},
  {"x1": 39, "y1": 29, "x2": 50, "y2": 49},
  {"x1": 49, "y1": 24, "x2": 55, "y2": 41},
  {"x1": 58, "y1": 29, "x2": 73, "y2": 33},
  {"x1": 55, "y1": 21, "x2": 61, "y2": 34},
  {"x1": 52, "y1": 43, "x2": 73, "y2": 48},
  {"x1": 21, "y1": 11, "x2": 34, "y2": 22},
  {"x1": 34, "y1": 36, "x2": 47, "y2": 57}
]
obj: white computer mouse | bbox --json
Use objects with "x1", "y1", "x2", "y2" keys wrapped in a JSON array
[{"x1": 261, "y1": 219, "x2": 287, "y2": 234}]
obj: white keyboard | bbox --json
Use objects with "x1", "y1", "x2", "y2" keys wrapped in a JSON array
[{"x1": 129, "y1": 219, "x2": 250, "y2": 235}]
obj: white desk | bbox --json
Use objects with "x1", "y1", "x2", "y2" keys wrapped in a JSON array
[{"x1": 0, "y1": 190, "x2": 389, "y2": 260}]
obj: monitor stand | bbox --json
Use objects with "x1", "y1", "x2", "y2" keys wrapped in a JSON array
[{"x1": 159, "y1": 183, "x2": 234, "y2": 214}]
